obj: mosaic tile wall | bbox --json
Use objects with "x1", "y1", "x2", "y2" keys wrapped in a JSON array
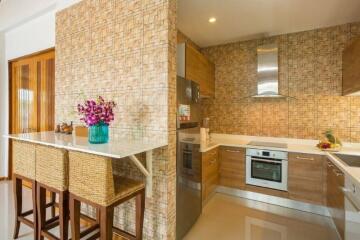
[
  {"x1": 55, "y1": 0, "x2": 177, "y2": 239},
  {"x1": 201, "y1": 22, "x2": 360, "y2": 142}
]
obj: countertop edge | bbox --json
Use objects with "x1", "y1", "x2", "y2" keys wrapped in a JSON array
[
  {"x1": 200, "y1": 142, "x2": 326, "y2": 155},
  {"x1": 5, "y1": 134, "x2": 168, "y2": 159}
]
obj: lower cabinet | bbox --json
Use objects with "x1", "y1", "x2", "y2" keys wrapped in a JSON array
[
  {"x1": 326, "y1": 159, "x2": 345, "y2": 239},
  {"x1": 218, "y1": 146, "x2": 245, "y2": 189},
  {"x1": 288, "y1": 153, "x2": 325, "y2": 205},
  {"x1": 202, "y1": 147, "x2": 219, "y2": 204}
]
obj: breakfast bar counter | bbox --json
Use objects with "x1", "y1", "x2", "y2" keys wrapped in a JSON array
[{"x1": 5, "y1": 131, "x2": 168, "y2": 197}]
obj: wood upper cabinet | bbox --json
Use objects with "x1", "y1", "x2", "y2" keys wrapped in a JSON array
[
  {"x1": 218, "y1": 146, "x2": 245, "y2": 189},
  {"x1": 202, "y1": 147, "x2": 219, "y2": 204},
  {"x1": 343, "y1": 37, "x2": 360, "y2": 95},
  {"x1": 326, "y1": 159, "x2": 345, "y2": 239},
  {"x1": 288, "y1": 153, "x2": 325, "y2": 205},
  {"x1": 185, "y1": 45, "x2": 215, "y2": 97}
]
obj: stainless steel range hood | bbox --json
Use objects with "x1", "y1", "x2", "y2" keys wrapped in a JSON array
[{"x1": 252, "y1": 43, "x2": 284, "y2": 98}]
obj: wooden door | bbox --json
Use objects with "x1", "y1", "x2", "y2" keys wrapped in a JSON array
[{"x1": 9, "y1": 49, "x2": 55, "y2": 178}]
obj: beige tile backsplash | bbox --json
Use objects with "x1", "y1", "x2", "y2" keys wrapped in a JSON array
[
  {"x1": 201, "y1": 22, "x2": 360, "y2": 142},
  {"x1": 55, "y1": 0, "x2": 177, "y2": 239}
]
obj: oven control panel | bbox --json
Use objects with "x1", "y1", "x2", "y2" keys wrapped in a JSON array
[{"x1": 246, "y1": 148, "x2": 288, "y2": 160}]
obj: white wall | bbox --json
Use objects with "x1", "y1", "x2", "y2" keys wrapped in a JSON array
[
  {"x1": 0, "y1": 31, "x2": 6, "y2": 177},
  {"x1": 5, "y1": 10, "x2": 56, "y2": 60},
  {"x1": 0, "y1": 0, "x2": 81, "y2": 177}
]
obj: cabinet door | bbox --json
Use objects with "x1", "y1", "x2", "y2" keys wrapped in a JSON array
[
  {"x1": 288, "y1": 153, "x2": 325, "y2": 205},
  {"x1": 219, "y1": 147, "x2": 245, "y2": 189},
  {"x1": 327, "y1": 160, "x2": 345, "y2": 239},
  {"x1": 185, "y1": 45, "x2": 215, "y2": 97},
  {"x1": 343, "y1": 37, "x2": 360, "y2": 95},
  {"x1": 202, "y1": 147, "x2": 219, "y2": 203}
]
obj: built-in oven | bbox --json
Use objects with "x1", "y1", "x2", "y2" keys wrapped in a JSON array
[{"x1": 246, "y1": 148, "x2": 288, "y2": 191}]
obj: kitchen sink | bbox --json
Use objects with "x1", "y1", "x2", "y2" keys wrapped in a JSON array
[{"x1": 333, "y1": 153, "x2": 360, "y2": 167}]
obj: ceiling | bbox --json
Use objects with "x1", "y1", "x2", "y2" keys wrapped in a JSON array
[
  {"x1": 177, "y1": 0, "x2": 360, "y2": 47},
  {"x1": 0, "y1": 0, "x2": 57, "y2": 31},
  {"x1": 0, "y1": 0, "x2": 81, "y2": 32}
]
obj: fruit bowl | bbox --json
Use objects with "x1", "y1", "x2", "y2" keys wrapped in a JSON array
[
  {"x1": 316, "y1": 130, "x2": 342, "y2": 152},
  {"x1": 316, "y1": 141, "x2": 342, "y2": 152}
]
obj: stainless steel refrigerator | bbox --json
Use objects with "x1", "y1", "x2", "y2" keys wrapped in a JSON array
[{"x1": 176, "y1": 77, "x2": 202, "y2": 240}]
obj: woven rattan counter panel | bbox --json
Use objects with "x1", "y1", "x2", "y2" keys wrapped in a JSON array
[
  {"x1": 13, "y1": 140, "x2": 36, "y2": 180},
  {"x1": 36, "y1": 145, "x2": 69, "y2": 191}
]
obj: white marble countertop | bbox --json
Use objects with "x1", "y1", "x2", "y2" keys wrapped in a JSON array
[
  {"x1": 201, "y1": 134, "x2": 360, "y2": 156},
  {"x1": 4, "y1": 131, "x2": 168, "y2": 159}
]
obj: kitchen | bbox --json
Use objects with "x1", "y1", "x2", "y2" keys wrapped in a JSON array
[
  {"x1": 0, "y1": 1, "x2": 360, "y2": 240},
  {"x1": 176, "y1": 1, "x2": 360, "y2": 240}
]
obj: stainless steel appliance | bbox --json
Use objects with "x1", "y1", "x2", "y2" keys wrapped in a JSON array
[
  {"x1": 246, "y1": 148, "x2": 288, "y2": 191},
  {"x1": 176, "y1": 77, "x2": 201, "y2": 240}
]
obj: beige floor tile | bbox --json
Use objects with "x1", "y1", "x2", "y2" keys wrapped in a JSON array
[
  {"x1": 1, "y1": 181, "x2": 339, "y2": 240},
  {"x1": 184, "y1": 193, "x2": 339, "y2": 240}
]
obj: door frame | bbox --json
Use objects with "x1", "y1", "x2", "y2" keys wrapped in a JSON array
[{"x1": 8, "y1": 47, "x2": 55, "y2": 180}]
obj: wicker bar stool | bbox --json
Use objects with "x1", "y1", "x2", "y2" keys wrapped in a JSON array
[
  {"x1": 35, "y1": 145, "x2": 69, "y2": 240},
  {"x1": 68, "y1": 151, "x2": 146, "y2": 240},
  {"x1": 12, "y1": 140, "x2": 39, "y2": 240}
]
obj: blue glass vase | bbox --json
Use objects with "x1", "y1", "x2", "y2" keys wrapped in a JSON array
[{"x1": 88, "y1": 123, "x2": 109, "y2": 144}]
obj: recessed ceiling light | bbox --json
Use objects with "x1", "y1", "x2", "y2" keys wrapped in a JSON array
[{"x1": 209, "y1": 17, "x2": 216, "y2": 23}]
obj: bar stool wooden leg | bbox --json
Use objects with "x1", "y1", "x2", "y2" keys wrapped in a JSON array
[
  {"x1": 13, "y1": 177, "x2": 22, "y2": 239},
  {"x1": 37, "y1": 184, "x2": 47, "y2": 240},
  {"x1": 59, "y1": 191, "x2": 69, "y2": 240},
  {"x1": 50, "y1": 192, "x2": 56, "y2": 218},
  {"x1": 31, "y1": 180, "x2": 38, "y2": 240},
  {"x1": 100, "y1": 206, "x2": 114, "y2": 240},
  {"x1": 135, "y1": 189, "x2": 145, "y2": 240},
  {"x1": 70, "y1": 194, "x2": 81, "y2": 240}
]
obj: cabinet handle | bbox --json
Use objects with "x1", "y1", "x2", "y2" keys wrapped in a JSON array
[
  {"x1": 332, "y1": 168, "x2": 343, "y2": 177},
  {"x1": 327, "y1": 162, "x2": 334, "y2": 167},
  {"x1": 225, "y1": 149, "x2": 241, "y2": 153},
  {"x1": 295, "y1": 156, "x2": 315, "y2": 161},
  {"x1": 210, "y1": 159, "x2": 217, "y2": 164}
]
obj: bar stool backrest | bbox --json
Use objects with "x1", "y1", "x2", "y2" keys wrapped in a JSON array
[
  {"x1": 35, "y1": 145, "x2": 69, "y2": 191},
  {"x1": 13, "y1": 140, "x2": 36, "y2": 180},
  {"x1": 69, "y1": 151, "x2": 115, "y2": 206}
]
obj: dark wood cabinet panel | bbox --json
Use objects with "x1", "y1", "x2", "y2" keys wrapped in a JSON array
[
  {"x1": 288, "y1": 153, "x2": 325, "y2": 205},
  {"x1": 326, "y1": 159, "x2": 345, "y2": 239},
  {"x1": 219, "y1": 146, "x2": 245, "y2": 189},
  {"x1": 343, "y1": 37, "x2": 360, "y2": 95},
  {"x1": 185, "y1": 44, "x2": 215, "y2": 97},
  {"x1": 202, "y1": 147, "x2": 219, "y2": 204}
]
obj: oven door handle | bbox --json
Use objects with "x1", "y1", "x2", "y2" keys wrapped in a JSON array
[{"x1": 250, "y1": 157, "x2": 283, "y2": 164}]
